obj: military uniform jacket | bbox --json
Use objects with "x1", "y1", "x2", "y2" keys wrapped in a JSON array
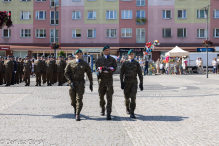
[
  {"x1": 56, "y1": 60, "x2": 64, "y2": 73},
  {"x1": 34, "y1": 60, "x2": 43, "y2": 73},
  {"x1": 4, "y1": 60, "x2": 13, "y2": 73},
  {"x1": 46, "y1": 60, "x2": 54, "y2": 73},
  {"x1": 42, "y1": 60, "x2": 46, "y2": 73},
  {"x1": 0, "y1": 61, "x2": 3, "y2": 72},
  {"x1": 95, "y1": 56, "x2": 117, "y2": 78},
  {"x1": 13, "y1": 60, "x2": 17, "y2": 72},
  {"x1": 54, "y1": 60, "x2": 57, "y2": 73},
  {"x1": 23, "y1": 60, "x2": 32, "y2": 73},
  {"x1": 120, "y1": 60, "x2": 143, "y2": 84},
  {"x1": 20, "y1": 61, "x2": 24, "y2": 73},
  {"x1": 65, "y1": 60, "x2": 93, "y2": 85},
  {"x1": 16, "y1": 62, "x2": 21, "y2": 73}
]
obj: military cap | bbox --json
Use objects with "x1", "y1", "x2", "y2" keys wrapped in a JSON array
[
  {"x1": 75, "y1": 49, "x2": 82, "y2": 55},
  {"x1": 41, "y1": 55, "x2": 44, "y2": 57},
  {"x1": 68, "y1": 55, "x2": 72, "y2": 58},
  {"x1": 4, "y1": 57, "x2": 7, "y2": 59},
  {"x1": 25, "y1": 55, "x2": 29, "y2": 58},
  {"x1": 15, "y1": 57, "x2": 19, "y2": 59},
  {"x1": 58, "y1": 55, "x2": 62, "y2": 58},
  {"x1": 53, "y1": 56, "x2": 56, "y2": 59},
  {"x1": 19, "y1": 57, "x2": 21, "y2": 59},
  {"x1": 37, "y1": 54, "x2": 41, "y2": 57},
  {"x1": 127, "y1": 49, "x2": 135, "y2": 55},
  {"x1": 103, "y1": 45, "x2": 110, "y2": 51}
]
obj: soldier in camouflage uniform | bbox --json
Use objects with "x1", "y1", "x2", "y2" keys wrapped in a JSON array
[
  {"x1": 23, "y1": 55, "x2": 32, "y2": 86},
  {"x1": 19, "y1": 58, "x2": 24, "y2": 83},
  {"x1": 56, "y1": 56, "x2": 65, "y2": 86},
  {"x1": 41, "y1": 56, "x2": 47, "y2": 84},
  {"x1": 15, "y1": 57, "x2": 21, "y2": 84},
  {"x1": 0, "y1": 56, "x2": 3, "y2": 85},
  {"x1": 34, "y1": 54, "x2": 43, "y2": 86},
  {"x1": 95, "y1": 45, "x2": 117, "y2": 120},
  {"x1": 46, "y1": 56, "x2": 54, "y2": 86},
  {"x1": 4, "y1": 56, "x2": 13, "y2": 86},
  {"x1": 120, "y1": 49, "x2": 143, "y2": 118},
  {"x1": 65, "y1": 49, "x2": 93, "y2": 121},
  {"x1": 53, "y1": 56, "x2": 57, "y2": 84}
]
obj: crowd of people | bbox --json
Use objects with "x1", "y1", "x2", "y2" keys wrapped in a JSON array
[{"x1": 0, "y1": 54, "x2": 75, "y2": 86}]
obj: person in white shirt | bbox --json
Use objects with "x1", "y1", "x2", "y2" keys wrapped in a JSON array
[
  {"x1": 160, "y1": 63, "x2": 164, "y2": 74},
  {"x1": 195, "y1": 57, "x2": 199, "y2": 67},
  {"x1": 217, "y1": 56, "x2": 219, "y2": 74},
  {"x1": 212, "y1": 58, "x2": 217, "y2": 74},
  {"x1": 139, "y1": 59, "x2": 144, "y2": 70}
]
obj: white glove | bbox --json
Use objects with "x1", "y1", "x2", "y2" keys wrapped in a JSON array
[
  {"x1": 103, "y1": 71, "x2": 108, "y2": 73},
  {"x1": 14, "y1": 71, "x2": 16, "y2": 73}
]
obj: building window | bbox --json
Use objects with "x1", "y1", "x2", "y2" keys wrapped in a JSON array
[
  {"x1": 20, "y1": 11, "x2": 31, "y2": 20},
  {"x1": 50, "y1": 0, "x2": 59, "y2": 6},
  {"x1": 136, "y1": 28, "x2": 145, "y2": 43},
  {"x1": 178, "y1": 10, "x2": 186, "y2": 19},
  {"x1": 197, "y1": 29, "x2": 206, "y2": 38},
  {"x1": 177, "y1": 28, "x2": 186, "y2": 38},
  {"x1": 162, "y1": 10, "x2": 171, "y2": 19},
  {"x1": 3, "y1": 0, "x2": 11, "y2": 1},
  {"x1": 121, "y1": 28, "x2": 132, "y2": 37},
  {"x1": 121, "y1": 10, "x2": 132, "y2": 19},
  {"x1": 106, "y1": 11, "x2": 117, "y2": 19},
  {"x1": 136, "y1": 0, "x2": 145, "y2": 6},
  {"x1": 50, "y1": 29, "x2": 58, "y2": 43},
  {"x1": 106, "y1": 29, "x2": 116, "y2": 38},
  {"x1": 87, "y1": 29, "x2": 96, "y2": 38},
  {"x1": 213, "y1": 10, "x2": 219, "y2": 18},
  {"x1": 197, "y1": 10, "x2": 206, "y2": 18},
  {"x1": 36, "y1": 0, "x2": 46, "y2": 1},
  {"x1": 20, "y1": 29, "x2": 31, "y2": 38},
  {"x1": 213, "y1": 28, "x2": 219, "y2": 38},
  {"x1": 162, "y1": 28, "x2": 172, "y2": 37},
  {"x1": 50, "y1": 11, "x2": 59, "y2": 25},
  {"x1": 73, "y1": 0, "x2": 81, "y2": 1},
  {"x1": 21, "y1": 0, "x2": 31, "y2": 1},
  {"x1": 36, "y1": 11, "x2": 46, "y2": 20},
  {"x1": 36, "y1": 29, "x2": 46, "y2": 38},
  {"x1": 72, "y1": 11, "x2": 81, "y2": 20},
  {"x1": 2, "y1": 29, "x2": 11, "y2": 38},
  {"x1": 87, "y1": 11, "x2": 96, "y2": 19},
  {"x1": 72, "y1": 29, "x2": 81, "y2": 38}
]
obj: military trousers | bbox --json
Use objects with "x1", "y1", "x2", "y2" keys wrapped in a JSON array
[
  {"x1": 46, "y1": 73, "x2": 52, "y2": 84},
  {"x1": 41, "y1": 72, "x2": 46, "y2": 84},
  {"x1": 0, "y1": 72, "x2": 3, "y2": 84},
  {"x1": 57, "y1": 72, "x2": 63, "y2": 84},
  {"x1": 124, "y1": 83, "x2": 137, "y2": 113},
  {"x1": 69, "y1": 83, "x2": 85, "y2": 115},
  {"x1": 19, "y1": 72, "x2": 23, "y2": 83},
  {"x1": 98, "y1": 77, "x2": 114, "y2": 114},
  {"x1": 11, "y1": 72, "x2": 15, "y2": 85},
  {"x1": 3, "y1": 73, "x2": 6, "y2": 84},
  {"x1": 24, "y1": 72, "x2": 30, "y2": 85},
  {"x1": 15, "y1": 72, "x2": 20, "y2": 83},
  {"x1": 5, "y1": 73, "x2": 12, "y2": 85},
  {"x1": 35, "y1": 72, "x2": 41, "y2": 85},
  {"x1": 54, "y1": 73, "x2": 57, "y2": 83}
]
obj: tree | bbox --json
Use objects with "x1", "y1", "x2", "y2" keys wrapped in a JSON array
[{"x1": 58, "y1": 51, "x2": 66, "y2": 58}]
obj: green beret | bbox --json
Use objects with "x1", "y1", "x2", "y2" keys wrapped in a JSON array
[
  {"x1": 103, "y1": 45, "x2": 110, "y2": 51},
  {"x1": 127, "y1": 49, "x2": 135, "y2": 55},
  {"x1": 75, "y1": 49, "x2": 82, "y2": 55}
]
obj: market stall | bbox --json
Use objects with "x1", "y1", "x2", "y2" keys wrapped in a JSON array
[{"x1": 164, "y1": 46, "x2": 189, "y2": 74}]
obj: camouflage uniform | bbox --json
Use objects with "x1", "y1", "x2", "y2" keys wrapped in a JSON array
[
  {"x1": 15, "y1": 59, "x2": 21, "y2": 84},
  {"x1": 56, "y1": 59, "x2": 65, "y2": 85},
  {"x1": 41, "y1": 59, "x2": 47, "y2": 84},
  {"x1": 96, "y1": 55, "x2": 117, "y2": 114},
  {"x1": 23, "y1": 60, "x2": 32, "y2": 86},
  {"x1": 34, "y1": 59, "x2": 43, "y2": 85},
  {"x1": 120, "y1": 60, "x2": 143, "y2": 113},
  {"x1": 65, "y1": 59, "x2": 93, "y2": 115},
  {"x1": 4, "y1": 58, "x2": 13, "y2": 86},
  {"x1": 46, "y1": 60, "x2": 54, "y2": 86}
]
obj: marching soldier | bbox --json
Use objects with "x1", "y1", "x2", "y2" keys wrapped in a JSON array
[
  {"x1": 34, "y1": 54, "x2": 43, "y2": 86},
  {"x1": 0, "y1": 56, "x2": 3, "y2": 85},
  {"x1": 46, "y1": 56, "x2": 54, "y2": 86},
  {"x1": 23, "y1": 55, "x2": 32, "y2": 86},
  {"x1": 4, "y1": 56, "x2": 13, "y2": 86},
  {"x1": 2, "y1": 57, "x2": 6, "y2": 84},
  {"x1": 11, "y1": 56, "x2": 17, "y2": 85},
  {"x1": 120, "y1": 49, "x2": 143, "y2": 118},
  {"x1": 50, "y1": 56, "x2": 55, "y2": 84},
  {"x1": 56, "y1": 56, "x2": 64, "y2": 86},
  {"x1": 53, "y1": 56, "x2": 57, "y2": 84},
  {"x1": 41, "y1": 56, "x2": 47, "y2": 84},
  {"x1": 95, "y1": 45, "x2": 117, "y2": 120},
  {"x1": 15, "y1": 57, "x2": 21, "y2": 84},
  {"x1": 65, "y1": 49, "x2": 93, "y2": 121},
  {"x1": 20, "y1": 58, "x2": 24, "y2": 83},
  {"x1": 62, "y1": 56, "x2": 67, "y2": 84}
]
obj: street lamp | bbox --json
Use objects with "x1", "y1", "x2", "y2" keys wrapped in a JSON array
[
  {"x1": 202, "y1": 5, "x2": 211, "y2": 78},
  {"x1": 51, "y1": 3, "x2": 61, "y2": 58}
]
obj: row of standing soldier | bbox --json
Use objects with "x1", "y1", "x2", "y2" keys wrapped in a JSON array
[{"x1": 0, "y1": 55, "x2": 75, "y2": 86}]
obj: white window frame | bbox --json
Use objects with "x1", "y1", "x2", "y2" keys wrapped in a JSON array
[
  {"x1": 3, "y1": 0, "x2": 11, "y2": 2},
  {"x1": 177, "y1": 28, "x2": 187, "y2": 38},
  {"x1": 50, "y1": 11, "x2": 59, "y2": 25},
  {"x1": 106, "y1": 29, "x2": 117, "y2": 38},
  {"x1": 106, "y1": 11, "x2": 117, "y2": 19},
  {"x1": 20, "y1": 11, "x2": 31, "y2": 20},
  {"x1": 121, "y1": 10, "x2": 132, "y2": 19},
  {"x1": 136, "y1": 10, "x2": 145, "y2": 18},
  {"x1": 213, "y1": 9, "x2": 219, "y2": 18},
  {"x1": 72, "y1": 11, "x2": 81, "y2": 20},
  {"x1": 72, "y1": 29, "x2": 81, "y2": 38},
  {"x1": 87, "y1": 29, "x2": 96, "y2": 38},
  {"x1": 136, "y1": 0, "x2": 145, "y2": 6},
  {"x1": 35, "y1": 29, "x2": 46, "y2": 38},
  {"x1": 87, "y1": 11, "x2": 96, "y2": 19},
  {"x1": 197, "y1": 10, "x2": 206, "y2": 19},
  {"x1": 21, "y1": 0, "x2": 31, "y2": 1},
  {"x1": 50, "y1": 0, "x2": 59, "y2": 7},
  {"x1": 121, "y1": 28, "x2": 132, "y2": 38},
  {"x1": 162, "y1": 10, "x2": 171, "y2": 19},
  {"x1": 2, "y1": 29, "x2": 11, "y2": 38},
  {"x1": 177, "y1": 10, "x2": 187, "y2": 19},
  {"x1": 50, "y1": 29, "x2": 59, "y2": 43},
  {"x1": 136, "y1": 28, "x2": 145, "y2": 43},
  {"x1": 36, "y1": 0, "x2": 46, "y2": 2},
  {"x1": 213, "y1": 28, "x2": 219, "y2": 38},
  {"x1": 197, "y1": 29, "x2": 206, "y2": 38},
  {"x1": 36, "y1": 11, "x2": 46, "y2": 20},
  {"x1": 163, "y1": 28, "x2": 172, "y2": 37},
  {"x1": 20, "y1": 29, "x2": 31, "y2": 38}
]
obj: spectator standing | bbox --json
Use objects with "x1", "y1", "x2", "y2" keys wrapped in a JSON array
[
  {"x1": 212, "y1": 58, "x2": 217, "y2": 74},
  {"x1": 198, "y1": 58, "x2": 204, "y2": 74},
  {"x1": 178, "y1": 58, "x2": 182, "y2": 75},
  {"x1": 160, "y1": 62, "x2": 164, "y2": 74},
  {"x1": 217, "y1": 56, "x2": 219, "y2": 74},
  {"x1": 156, "y1": 58, "x2": 160, "y2": 74},
  {"x1": 144, "y1": 59, "x2": 149, "y2": 76},
  {"x1": 196, "y1": 57, "x2": 199, "y2": 67},
  {"x1": 139, "y1": 59, "x2": 144, "y2": 70},
  {"x1": 120, "y1": 56, "x2": 126, "y2": 64}
]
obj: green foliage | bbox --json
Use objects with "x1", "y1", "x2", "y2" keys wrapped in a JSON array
[{"x1": 58, "y1": 51, "x2": 66, "y2": 58}]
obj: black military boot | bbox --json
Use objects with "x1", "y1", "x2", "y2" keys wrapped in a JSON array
[
  {"x1": 106, "y1": 113, "x2": 111, "y2": 120},
  {"x1": 47, "y1": 84, "x2": 49, "y2": 86},
  {"x1": 5, "y1": 84, "x2": 8, "y2": 86},
  {"x1": 28, "y1": 84, "x2": 30, "y2": 86},
  {"x1": 35, "y1": 84, "x2": 38, "y2": 86},
  {"x1": 39, "y1": 84, "x2": 41, "y2": 86},
  {"x1": 25, "y1": 84, "x2": 28, "y2": 86},
  {"x1": 100, "y1": 108, "x2": 105, "y2": 116},
  {"x1": 76, "y1": 114, "x2": 80, "y2": 121},
  {"x1": 126, "y1": 108, "x2": 130, "y2": 114},
  {"x1": 130, "y1": 112, "x2": 136, "y2": 119}
]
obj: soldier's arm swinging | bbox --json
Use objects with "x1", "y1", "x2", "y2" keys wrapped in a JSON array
[
  {"x1": 64, "y1": 64, "x2": 71, "y2": 82},
  {"x1": 85, "y1": 63, "x2": 93, "y2": 92},
  {"x1": 112, "y1": 59, "x2": 117, "y2": 74},
  {"x1": 120, "y1": 63, "x2": 125, "y2": 90},
  {"x1": 137, "y1": 63, "x2": 143, "y2": 91}
]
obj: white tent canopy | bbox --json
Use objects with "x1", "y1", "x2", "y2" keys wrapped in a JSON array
[{"x1": 165, "y1": 46, "x2": 189, "y2": 57}]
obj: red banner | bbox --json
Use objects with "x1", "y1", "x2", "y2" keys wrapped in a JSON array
[{"x1": 0, "y1": 46, "x2": 10, "y2": 51}]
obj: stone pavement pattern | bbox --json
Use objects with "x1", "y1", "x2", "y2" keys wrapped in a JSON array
[{"x1": 0, "y1": 74, "x2": 219, "y2": 146}]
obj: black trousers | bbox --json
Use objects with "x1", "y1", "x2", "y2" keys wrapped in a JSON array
[{"x1": 11, "y1": 72, "x2": 15, "y2": 85}]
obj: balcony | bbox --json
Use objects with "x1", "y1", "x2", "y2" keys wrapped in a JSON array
[{"x1": 136, "y1": 18, "x2": 147, "y2": 25}]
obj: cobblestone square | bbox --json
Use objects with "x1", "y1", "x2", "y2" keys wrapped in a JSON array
[{"x1": 0, "y1": 74, "x2": 219, "y2": 146}]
